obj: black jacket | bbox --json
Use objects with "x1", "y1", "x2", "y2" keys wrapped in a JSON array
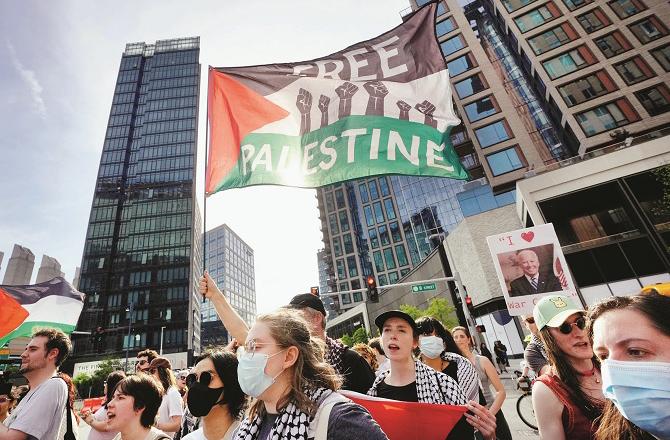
[{"x1": 340, "y1": 348, "x2": 376, "y2": 393}]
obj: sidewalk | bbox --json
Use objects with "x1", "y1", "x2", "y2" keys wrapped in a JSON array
[{"x1": 497, "y1": 358, "x2": 539, "y2": 439}]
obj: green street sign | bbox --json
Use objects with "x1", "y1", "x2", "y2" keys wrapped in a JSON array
[{"x1": 412, "y1": 283, "x2": 436, "y2": 292}]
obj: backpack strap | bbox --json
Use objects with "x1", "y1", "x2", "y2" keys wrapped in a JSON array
[
  {"x1": 57, "y1": 377, "x2": 76, "y2": 440},
  {"x1": 309, "y1": 392, "x2": 350, "y2": 440}
]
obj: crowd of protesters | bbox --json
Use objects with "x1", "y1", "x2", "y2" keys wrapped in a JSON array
[{"x1": 0, "y1": 275, "x2": 668, "y2": 440}]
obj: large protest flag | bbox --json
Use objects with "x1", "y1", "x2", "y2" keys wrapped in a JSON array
[
  {"x1": 206, "y1": 3, "x2": 467, "y2": 194},
  {"x1": 0, "y1": 277, "x2": 85, "y2": 347}
]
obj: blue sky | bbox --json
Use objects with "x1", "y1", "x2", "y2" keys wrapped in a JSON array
[{"x1": 0, "y1": 0, "x2": 409, "y2": 312}]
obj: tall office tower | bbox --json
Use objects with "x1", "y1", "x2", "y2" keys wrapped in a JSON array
[
  {"x1": 316, "y1": 249, "x2": 338, "y2": 317},
  {"x1": 488, "y1": 0, "x2": 670, "y2": 155},
  {"x1": 71, "y1": 37, "x2": 202, "y2": 369},
  {"x1": 35, "y1": 254, "x2": 64, "y2": 283},
  {"x1": 202, "y1": 224, "x2": 256, "y2": 348},
  {"x1": 2, "y1": 244, "x2": 35, "y2": 285}
]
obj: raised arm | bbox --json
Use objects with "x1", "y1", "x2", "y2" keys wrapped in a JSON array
[{"x1": 199, "y1": 271, "x2": 249, "y2": 343}]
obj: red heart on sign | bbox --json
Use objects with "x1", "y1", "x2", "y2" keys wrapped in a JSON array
[{"x1": 521, "y1": 231, "x2": 535, "y2": 242}]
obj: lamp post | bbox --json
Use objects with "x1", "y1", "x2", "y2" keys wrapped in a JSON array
[
  {"x1": 124, "y1": 301, "x2": 134, "y2": 373},
  {"x1": 160, "y1": 326, "x2": 166, "y2": 355}
]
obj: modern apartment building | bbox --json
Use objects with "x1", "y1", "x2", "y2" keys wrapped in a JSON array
[
  {"x1": 202, "y1": 224, "x2": 256, "y2": 348},
  {"x1": 71, "y1": 37, "x2": 202, "y2": 370}
]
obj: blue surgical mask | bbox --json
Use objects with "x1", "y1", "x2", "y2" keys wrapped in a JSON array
[
  {"x1": 419, "y1": 336, "x2": 444, "y2": 359},
  {"x1": 237, "y1": 350, "x2": 286, "y2": 398},
  {"x1": 601, "y1": 359, "x2": 670, "y2": 439}
]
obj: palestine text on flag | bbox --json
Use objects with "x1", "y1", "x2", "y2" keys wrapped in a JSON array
[
  {"x1": 206, "y1": 3, "x2": 467, "y2": 194},
  {"x1": 0, "y1": 277, "x2": 85, "y2": 347}
]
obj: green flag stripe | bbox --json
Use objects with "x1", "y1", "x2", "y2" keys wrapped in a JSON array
[{"x1": 0, "y1": 321, "x2": 76, "y2": 348}]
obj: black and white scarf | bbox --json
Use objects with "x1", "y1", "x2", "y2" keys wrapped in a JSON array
[
  {"x1": 234, "y1": 387, "x2": 331, "y2": 440},
  {"x1": 441, "y1": 352, "x2": 480, "y2": 402},
  {"x1": 325, "y1": 337, "x2": 346, "y2": 374},
  {"x1": 367, "y1": 360, "x2": 467, "y2": 405}
]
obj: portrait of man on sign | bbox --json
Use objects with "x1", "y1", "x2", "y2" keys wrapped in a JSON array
[{"x1": 508, "y1": 248, "x2": 563, "y2": 297}]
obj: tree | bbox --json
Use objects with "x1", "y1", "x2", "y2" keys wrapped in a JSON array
[
  {"x1": 86, "y1": 358, "x2": 124, "y2": 398},
  {"x1": 340, "y1": 333, "x2": 354, "y2": 347},
  {"x1": 352, "y1": 327, "x2": 369, "y2": 345},
  {"x1": 400, "y1": 297, "x2": 458, "y2": 329},
  {"x1": 73, "y1": 373, "x2": 92, "y2": 399}
]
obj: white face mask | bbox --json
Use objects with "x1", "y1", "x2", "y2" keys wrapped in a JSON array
[
  {"x1": 237, "y1": 350, "x2": 286, "y2": 398},
  {"x1": 419, "y1": 335, "x2": 444, "y2": 359}
]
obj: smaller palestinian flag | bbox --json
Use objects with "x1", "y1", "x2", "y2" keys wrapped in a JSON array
[
  {"x1": 0, "y1": 277, "x2": 84, "y2": 347},
  {"x1": 206, "y1": 2, "x2": 467, "y2": 194}
]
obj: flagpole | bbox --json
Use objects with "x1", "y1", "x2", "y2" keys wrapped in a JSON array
[{"x1": 202, "y1": 66, "x2": 211, "y2": 303}]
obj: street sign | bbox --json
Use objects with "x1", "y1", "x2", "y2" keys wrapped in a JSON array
[{"x1": 412, "y1": 283, "x2": 436, "y2": 292}]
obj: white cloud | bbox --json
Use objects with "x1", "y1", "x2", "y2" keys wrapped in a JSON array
[{"x1": 6, "y1": 41, "x2": 47, "y2": 118}]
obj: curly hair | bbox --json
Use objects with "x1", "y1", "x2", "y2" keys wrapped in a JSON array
[
  {"x1": 352, "y1": 343, "x2": 378, "y2": 371},
  {"x1": 248, "y1": 309, "x2": 342, "y2": 420},
  {"x1": 589, "y1": 292, "x2": 670, "y2": 440}
]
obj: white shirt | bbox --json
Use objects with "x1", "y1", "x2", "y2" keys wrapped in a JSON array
[
  {"x1": 157, "y1": 386, "x2": 184, "y2": 439},
  {"x1": 182, "y1": 421, "x2": 240, "y2": 440},
  {"x1": 4, "y1": 377, "x2": 68, "y2": 439}
]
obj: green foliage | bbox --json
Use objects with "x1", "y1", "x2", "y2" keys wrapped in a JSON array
[
  {"x1": 340, "y1": 333, "x2": 354, "y2": 347},
  {"x1": 73, "y1": 373, "x2": 92, "y2": 398},
  {"x1": 652, "y1": 165, "x2": 670, "y2": 218},
  {"x1": 400, "y1": 297, "x2": 458, "y2": 329},
  {"x1": 352, "y1": 327, "x2": 369, "y2": 345}
]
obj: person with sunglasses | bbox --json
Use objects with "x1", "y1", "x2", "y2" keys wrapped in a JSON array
[
  {"x1": 531, "y1": 294, "x2": 604, "y2": 440},
  {"x1": 181, "y1": 351, "x2": 246, "y2": 440},
  {"x1": 0, "y1": 383, "x2": 15, "y2": 424},
  {"x1": 233, "y1": 308, "x2": 387, "y2": 440},
  {"x1": 589, "y1": 291, "x2": 670, "y2": 440},
  {"x1": 522, "y1": 315, "x2": 550, "y2": 377},
  {"x1": 149, "y1": 357, "x2": 184, "y2": 439},
  {"x1": 136, "y1": 350, "x2": 159, "y2": 374}
]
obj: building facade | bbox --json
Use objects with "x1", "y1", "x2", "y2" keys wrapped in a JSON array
[
  {"x1": 316, "y1": 249, "x2": 339, "y2": 318},
  {"x1": 2, "y1": 244, "x2": 35, "y2": 285},
  {"x1": 71, "y1": 37, "x2": 202, "y2": 368},
  {"x1": 202, "y1": 224, "x2": 256, "y2": 348}
]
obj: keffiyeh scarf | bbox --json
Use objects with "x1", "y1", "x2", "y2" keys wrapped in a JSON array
[
  {"x1": 234, "y1": 387, "x2": 331, "y2": 440},
  {"x1": 441, "y1": 352, "x2": 480, "y2": 402},
  {"x1": 325, "y1": 337, "x2": 346, "y2": 374},
  {"x1": 368, "y1": 360, "x2": 467, "y2": 405}
]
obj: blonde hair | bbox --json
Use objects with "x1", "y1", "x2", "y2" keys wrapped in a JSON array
[{"x1": 248, "y1": 309, "x2": 342, "y2": 419}]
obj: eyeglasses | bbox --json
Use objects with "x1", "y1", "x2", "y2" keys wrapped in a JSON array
[
  {"x1": 137, "y1": 359, "x2": 149, "y2": 365},
  {"x1": 241, "y1": 339, "x2": 278, "y2": 358},
  {"x1": 525, "y1": 317, "x2": 535, "y2": 324},
  {"x1": 558, "y1": 316, "x2": 587, "y2": 335},
  {"x1": 185, "y1": 371, "x2": 216, "y2": 388}
]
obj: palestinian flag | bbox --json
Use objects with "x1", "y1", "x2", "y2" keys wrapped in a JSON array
[
  {"x1": 0, "y1": 277, "x2": 84, "y2": 347},
  {"x1": 206, "y1": 3, "x2": 467, "y2": 194}
]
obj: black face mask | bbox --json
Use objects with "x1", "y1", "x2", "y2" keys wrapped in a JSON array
[{"x1": 186, "y1": 372, "x2": 225, "y2": 417}]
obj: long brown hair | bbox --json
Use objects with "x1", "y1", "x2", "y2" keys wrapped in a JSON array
[
  {"x1": 248, "y1": 309, "x2": 342, "y2": 419},
  {"x1": 589, "y1": 293, "x2": 670, "y2": 440},
  {"x1": 539, "y1": 322, "x2": 603, "y2": 421}
]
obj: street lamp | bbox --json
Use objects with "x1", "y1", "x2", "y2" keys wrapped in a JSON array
[
  {"x1": 160, "y1": 326, "x2": 166, "y2": 355},
  {"x1": 124, "y1": 301, "x2": 134, "y2": 373}
]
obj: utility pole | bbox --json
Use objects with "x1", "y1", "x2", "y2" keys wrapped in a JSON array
[
  {"x1": 124, "y1": 301, "x2": 134, "y2": 373},
  {"x1": 160, "y1": 326, "x2": 166, "y2": 355}
]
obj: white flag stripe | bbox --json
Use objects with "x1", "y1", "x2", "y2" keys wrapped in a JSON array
[{"x1": 20, "y1": 295, "x2": 84, "y2": 326}]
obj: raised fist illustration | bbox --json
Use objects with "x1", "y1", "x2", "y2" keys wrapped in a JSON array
[
  {"x1": 318, "y1": 95, "x2": 331, "y2": 128},
  {"x1": 296, "y1": 88, "x2": 313, "y2": 134},
  {"x1": 365, "y1": 81, "x2": 389, "y2": 116},
  {"x1": 336, "y1": 82, "x2": 359, "y2": 119},
  {"x1": 415, "y1": 100, "x2": 437, "y2": 128},
  {"x1": 397, "y1": 100, "x2": 412, "y2": 120}
]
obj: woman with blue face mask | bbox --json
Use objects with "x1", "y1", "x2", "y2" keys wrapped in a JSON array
[
  {"x1": 589, "y1": 291, "x2": 670, "y2": 440},
  {"x1": 233, "y1": 309, "x2": 388, "y2": 440}
]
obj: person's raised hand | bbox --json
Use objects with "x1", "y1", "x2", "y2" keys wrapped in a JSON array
[{"x1": 199, "y1": 271, "x2": 222, "y2": 300}]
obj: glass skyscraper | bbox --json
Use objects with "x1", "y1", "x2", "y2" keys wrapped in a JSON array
[
  {"x1": 71, "y1": 37, "x2": 202, "y2": 369},
  {"x1": 202, "y1": 224, "x2": 256, "y2": 348}
]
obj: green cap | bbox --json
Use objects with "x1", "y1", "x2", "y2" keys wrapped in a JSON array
[{"x1": 533, "y1": 294, "x2": 584, "y2": 330}]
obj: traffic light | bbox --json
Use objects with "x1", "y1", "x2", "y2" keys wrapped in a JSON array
[
  {"x1": 310, "y1": 286, "x2": 319, "y2": 296},
  {"x1": 366, "y1": 275, "x2": 379, "y2": 303},
  {"x1": 465, "y1": 295, "x2": 474, "y2": 315},
  {"x1": 476, "y1": 325, "x2": 486, "y2": 333}
]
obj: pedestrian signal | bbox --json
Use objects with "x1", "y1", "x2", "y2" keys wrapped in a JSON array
[
  {"x1": 465, "y1": 296, "x2": 475, "y2": 314},
  {"x1": 367, "y1": 276, "x2": 379, "y2": 303}
]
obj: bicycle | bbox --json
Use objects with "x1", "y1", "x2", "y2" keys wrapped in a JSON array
[{"x1": 513, "y1": 370, "x2": 538, "y2": 430}]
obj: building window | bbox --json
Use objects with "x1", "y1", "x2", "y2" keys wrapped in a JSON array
[
  {"x1": 613, "y1": 56, "x2": 655, "y2": 85},
  {"x1": 562, "y1": 0, "x2": 593, "y2": 10},
  {"x1": 515, "y1": 4, "x2": 558, "y2": 33},
  {"x1": 558, "y1": 71, "x2": 616, "y2": 106},
  {"x1": 628, "y1": 16, "x2": 669, "y2": 44},
  {"x1": 336, "y1": 259, "x2": 346, "y2": 279},
  {"x1": 384, "y1": 248, "x2": 397, "y2": 270},
  {"x1": 368, "y1": 228, "x2": 379, "y2": 249},
  {"x1": 650, "y1": 44, "x2": 670, "y2": 71},
  {"x1": 373, "y1": 201, "x2": 385, "y2": 223},
  {"x1": 436, "y1": 17, "x2": 457, "y2": 37},
  {"x1": 575, "y1": 98, "x2": 640, "y2": 136},
  {"x1": 447, "y1": 53, "x2": 477, "y2": 77},
  {"x1": 335, "y1": 189, "x2": 346, "y2": 209},
  {"x1": 395, "y1": 245, "x2": 409, "y2": 266},
  {"x1": 502, "y1": 0, "x2": 539, "y2": 13},
  {"x1": 333, "y1": 236, "x2": 343, "y2": 257},
  {"x1": 339, "y1": 211, "x2": 350, "y2": 232},
  {"x1": 364, "y1": 206, "x2": 374, "y2": 226},
  {"x1": 451, "y1": 129, "x2": 469, "y2": 146},
  {"x1": 543, "y1": 46, "x2": 595, "y2": 79},
  {"x1": 576, "y1": 8, "x2": 612, "y2": 33},
  {"x1": 379, "y1": 225, "x2": 390, "y2": 246},
  {"x1": 608, "y1": 0, "x2": 646, "y2": 18},
  {"x1": 464, "y1": 95, "x2": 499, "y2": 122},
  {"x1": 379, "y1": 177, "x2": 391, "y2": 197},
  {"x1": 390, "y1": 222, "x2": 403, "y2": 242},
  {"x1": 454, "y1": 73, "x2": 488, "y2": 99},
  {"x1": 368, "y1": 180, "x2": 379, "y2": 199},
  {"x1": 595, "y1": 31, "x2": 632, "y2": 58},
  {"x1": 325, "y1": 193, "x2": 335, "y2": 212},
  {"x1": 341, "y1": 293, "x2": 351, "y2": 304},
  {"x1": 347, "y1": 256, "x2": 359, "y2": 277},
  {"x1": 486, "y1": 147, "x2": 525, "y2": 176},
  {"x1": 475, "y1": 119, "x2": 513, "y2": 147},
  {"x1": 437, "y1": 2, "x2": 448, "y2": 15},
  {"x1": 528, "y1": 23, "x2": 577, "y2": 55},
  {"x1": 383, "y1": 198, "x2": 396, "y2": 220},
  {"x1": 635, "y1": 84, "x2": 670, "y2": 116},
  {"x1": 343, "y1": 234, "x2": 354, "y2": 254},
  {"x1": 373, "y1": 251, "x2": 385, "y2": 272},
  {"x1": 440, "y1": 34, "x2": 465, "y2": 56},
  {"x1": 353, "y1": 291, "x2": 363, "y2": 302},
  {"x1": 358, "y1": 183, "x2": 369, "y2": 203}
]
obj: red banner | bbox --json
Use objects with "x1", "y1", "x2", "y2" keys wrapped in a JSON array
[{"x1": 341, "y1": 391, "x2": 467, "y2": 440}]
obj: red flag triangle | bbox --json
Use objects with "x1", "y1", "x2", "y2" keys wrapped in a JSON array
[{"x1": 0, "y1": 288, "x2": 29, "y2": 339}]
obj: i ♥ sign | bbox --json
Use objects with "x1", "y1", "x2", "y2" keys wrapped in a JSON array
[{"x1": 521, "y1": 231, "x2": 535, "y2": 242}]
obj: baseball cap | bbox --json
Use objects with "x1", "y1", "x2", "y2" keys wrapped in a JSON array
[
  {"x1": 288, "y1": 293, "x2": 326, "y2": 316},
  {"x1": 533, "y1": 294, "x2": 584, "y2": 330},
  {"x1": 149, "y1": 357, "x2": 172, "y2": 370},
  {"x1": 375, "y1": 310, "x2": 418, "y2": 334}
]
